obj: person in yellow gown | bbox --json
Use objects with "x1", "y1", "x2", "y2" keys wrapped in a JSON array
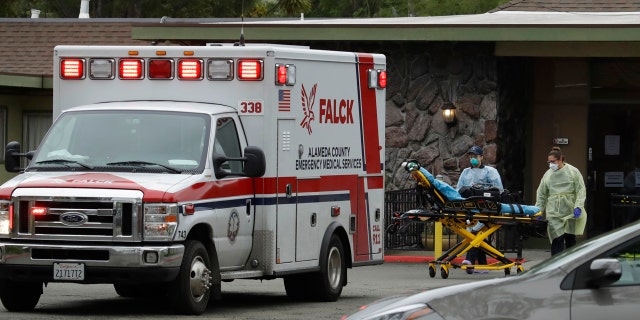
[{"x1": 535, "y1": 146, "x2": 587, "y2": 255}]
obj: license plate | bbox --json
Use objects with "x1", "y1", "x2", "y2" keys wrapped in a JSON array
[{"x1": 53, "y1": 262, "x2": 85, "y2": 281}]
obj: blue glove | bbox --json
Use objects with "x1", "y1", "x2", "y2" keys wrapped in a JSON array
[{"x1": 573, "y1": 207, "x2": 581, "y2": 218}]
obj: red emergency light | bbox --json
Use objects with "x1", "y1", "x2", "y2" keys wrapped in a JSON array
[
  {"x1": 378, "y1": 70, "x2": 387, "y2": 89},
  {"x1": 119, "y1": 59, "x2": 144, "y2": 79},
  {"x1": 149, "y1": 59, "x2": 173, "y2": 79},
  {"x1": 9, "y1": 203, "x2": 13, "y2": 231},
  {"x1": 60, "y1": 59, "x2": 85, "y2": 79},
  {"x1": 178, "y1": 59, "x2": 203, "y2": 80},
  {"x1": 277, "y1": 65, "x2": 286, "y2": 84},
  {"x1": 368, "y1": 69, "x2": 387, "y2": 89},
  {"x1": 31, "y1": 207, "x2": 47, "y2": 216},
  {"x1": 275, "y1": 64, "x2": 296, "y2": 86},
  {"x1": 238, "y1": 59, "x2": 263, "y2": 81}
]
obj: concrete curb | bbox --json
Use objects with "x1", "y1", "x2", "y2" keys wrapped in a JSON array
[{"x1": 383, "y1": 255, "x2": 526, "y2": 264}]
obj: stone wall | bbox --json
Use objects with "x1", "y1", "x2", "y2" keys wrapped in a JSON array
[
  {"x1": 308, "y1": 41, "x2": 527, "y2": 193},
  {"x1": 383, "y1": 42, "x2": 499, "y2": 191}
]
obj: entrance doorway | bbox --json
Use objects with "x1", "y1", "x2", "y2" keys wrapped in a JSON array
[{"x1": 587, "y1": 104, "x2": 640, "y2": 236}]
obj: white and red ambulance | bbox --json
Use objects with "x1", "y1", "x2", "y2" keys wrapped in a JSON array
[{"x1": 0, "y1": 44, "x2": 386, "y2": 315}]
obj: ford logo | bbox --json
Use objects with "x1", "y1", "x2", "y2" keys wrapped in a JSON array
[{"x1": 60, "y1": 212, "x2": 88, "y2": 226}]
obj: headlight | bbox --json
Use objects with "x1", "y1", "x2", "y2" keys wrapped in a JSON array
[
  {"x1": 143, "y1": 204, "x2": 178, "y2": 241},
  {"x1": 356, "y1": 303, "x2": 445, "y2": 320},
  {"x1": 0, "y1": 201, "x2": 10, "y2": 236}
]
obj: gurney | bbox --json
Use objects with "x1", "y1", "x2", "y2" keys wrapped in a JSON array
[{"x1": 390, "y1": 160, "x2": 546, "y2": 278}]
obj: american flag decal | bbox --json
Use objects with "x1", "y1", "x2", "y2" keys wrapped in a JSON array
[{"x1": 278, "y1": 89, "x2": 291, "y2": 112}]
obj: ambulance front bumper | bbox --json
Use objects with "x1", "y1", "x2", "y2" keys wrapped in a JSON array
[{"x1": 0, "y1": 242, "x2": 184, "y2": 283}]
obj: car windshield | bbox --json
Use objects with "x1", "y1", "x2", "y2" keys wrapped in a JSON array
[
  {"x1": 29, "y1": 110, "x2": 210, "y2": 173},
  {"x1": 523, "y1": 221, "x2": 640, "y2": 275}
]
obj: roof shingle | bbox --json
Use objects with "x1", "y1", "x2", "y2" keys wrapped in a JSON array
[{"x1": 0, "y1": 21, "x2": 149, "y2": 77}]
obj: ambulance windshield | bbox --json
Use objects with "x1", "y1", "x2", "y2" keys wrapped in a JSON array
[{"x1": 30, "y1": 110, "x2": 210, "y2": 173}]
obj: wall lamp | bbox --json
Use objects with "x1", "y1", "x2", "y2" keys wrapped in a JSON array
[{"x1": 441, "y1": 101, "x2": 457, "y2": 126}]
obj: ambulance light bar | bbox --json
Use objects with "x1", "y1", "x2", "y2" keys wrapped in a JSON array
[
  {"x1": 60, "y1": 59, "x2": 85, "y2": 79},
  {"x1": 208, "y1": 59, "x2": 234, "y2": 80},
  {"x1": 368, "y1": 69, "x2": 387, "y2": 89},
  {"x1": 148, "y1": 59, "x2": 173, "y2": 79},
  {"x1": 178, "y1": 59, "x2": 203, "y2": 80},
  {"x1": 237, "y1": 59, "x2": 263, "y2": 81},
  {"x1": 275, "y1": 64, "x2": 296, "y2": 86},
  {"x1": 119, "y1": 59, "x2": 144, "y2": 79},
  {"x1": 59, "y1": 57, "x2": 264, "y2": 81},
  {"x1": 90, "y1": 59, "x2": 115, "y2": 79}
]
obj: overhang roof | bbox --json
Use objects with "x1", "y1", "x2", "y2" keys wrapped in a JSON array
[
  {"x1": 131, "y1": 12, "x2": 640, "y2": 43},
  {"x1": 3, "y1": 10, "x2": 640, "y2": 88},
  {"x1": 491, "y1": 0, "x2": 640, "y2": 12}
]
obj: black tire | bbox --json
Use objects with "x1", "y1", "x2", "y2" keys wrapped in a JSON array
[
  {"x1": 0, "y1": 280, "x2": 42, "y2": 312},
  {"x1": 170, "y1": 240, "x2": 212, "y2": 315},
  {"x1": 309, "y1": 234, "x2": 345, "y2": 302}
]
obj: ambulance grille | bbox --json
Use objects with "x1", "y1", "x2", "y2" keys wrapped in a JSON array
[{"x1": 15, "y1": 198, "x2": 140, "y2": 241}]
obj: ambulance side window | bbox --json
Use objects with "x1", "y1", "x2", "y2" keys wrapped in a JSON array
[{"x1": 213, "y1": 117, "x2": 242, "y2": 174}]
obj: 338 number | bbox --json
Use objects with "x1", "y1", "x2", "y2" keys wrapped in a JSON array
[{"x1": 239, "y1": 100, "x2": 263, "y2": 115}]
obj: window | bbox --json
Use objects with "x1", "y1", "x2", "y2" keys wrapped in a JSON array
[
  {"x1": 213, "y1": 117, "x2": 242, "y2": 174},
  {"x1": 22, "y1": 112, "x2": 52, "y2": 167},
  {"x1": 610, "y1": 240, "x2": 640, "y2": 286},
  {"x1": 573, "y1": 236, "x2": 640, "y2": 288}
]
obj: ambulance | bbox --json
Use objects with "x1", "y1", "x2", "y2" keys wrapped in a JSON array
[{"x1": 0, "y1": 44, "x2": 386, "y2": 315}]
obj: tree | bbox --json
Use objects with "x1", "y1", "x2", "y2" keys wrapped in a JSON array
[
  {"x1": 276, "y1": 0, "x2": 311, "y2": 16},
  {"x1": 0, "y1": 0, "x2": 512, "y2": 18}
]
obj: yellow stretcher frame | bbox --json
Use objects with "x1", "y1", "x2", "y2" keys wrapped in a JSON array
[{"x1": 401, "y1": 164, "x2": 544, "y2": 279}]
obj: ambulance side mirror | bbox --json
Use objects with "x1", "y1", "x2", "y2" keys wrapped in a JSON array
[
  {"x1": 243, "y1": 146, "x2": 266, "y2": 178},
  {"x1": 4, "y1": 141, "x2": 33, "y2": 173},
  {"x1": 213, "y1": 146, "x2": 265, "y2": 179}
]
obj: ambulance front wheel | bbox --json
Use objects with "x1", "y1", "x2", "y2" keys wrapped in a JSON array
[
  {"x1": 169, "y1": 240, "x2": 212, "y2": 315},
  {"x1": 0, "y1": 279, "x2": 42, "y2": 311}
]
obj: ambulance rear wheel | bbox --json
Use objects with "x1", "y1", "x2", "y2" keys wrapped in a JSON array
[
  {"x1": 309, "y1": 234, "x2": 345, "y2": 302},
  {"x1": 428, "y1": 264, "x2": 436, "y2": 278},
  {"x1": 440, "y1": 265, "x2": 449, "y2": 279},
  {"x1": 0, "y1": 279, "x2": 42, "y2": 311},
  {"x1": 169, "y1": 240, "x2": 212, "y2": 315}
]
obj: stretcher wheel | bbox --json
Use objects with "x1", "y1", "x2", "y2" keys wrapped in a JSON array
[
  {"x1": 504, "y1": 268, "x2": 511, "y2": 276},
  {"x1": 428, "y1": 264, "x2": 436, "y2": 278},
  {"x1": 516, "y1": 265, "x2": 524, "y2": 274},
  {"x1": 440, "y1": 265, "x2": 449, "y2": 279}
]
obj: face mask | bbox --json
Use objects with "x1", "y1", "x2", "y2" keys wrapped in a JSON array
[
  {"x1": 470, "y1": 158, "x2": 480, "y2": 167},
  {"x1": 549, "y1": 163, "x2": 559, "y2": 171}
]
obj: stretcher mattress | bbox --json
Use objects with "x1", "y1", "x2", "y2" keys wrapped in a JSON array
[{"x1": 415, "y1": 166, "x2": 541, "y2": 216}]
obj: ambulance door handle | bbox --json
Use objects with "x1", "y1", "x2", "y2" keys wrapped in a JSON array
[
  {"x1": 286, "y1": 184, "x2": 292, "y2": 198},
  {"x1": 246, "y1": 199, "x2": 251, "y2": 216},
  {"x1": 310, "y1": 212, "x2": 317, "y2": 227}
]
